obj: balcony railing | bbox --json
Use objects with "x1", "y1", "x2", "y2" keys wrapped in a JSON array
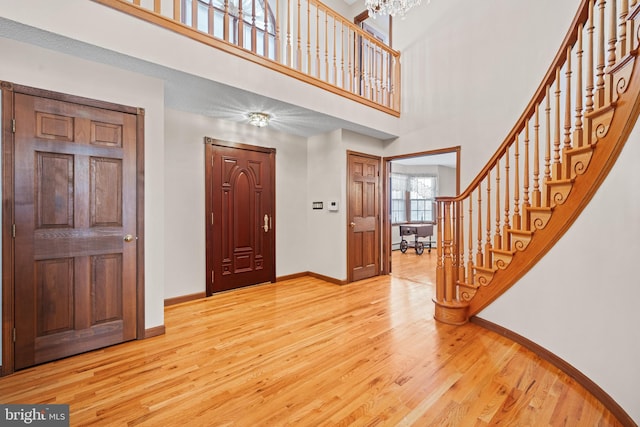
[{"x1": 93, "y1": 0, "x2": 401, "y2": 115}]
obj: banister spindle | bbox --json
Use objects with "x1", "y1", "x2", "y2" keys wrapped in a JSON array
[
  {"x1": 341, "y1": 24, "x2": 345, "y2": 88},
  {"x1": 544, "y1": 86, "x2": 552, "y2": 204},
  {"x1": 238, "y1": 0, "x2": 244, "y2": 48},
  {"x1": 607, "y1": 0, "x2": 618, "y2": 67},
  {"x1": 494, "y1": 158, "x2": 502, "y2": 250},
  {"x1": 513, "y1": 135, "x2": 521, "y2": 230},
  {"x1": 564, "y1": 47, "x2": 573, "y2": 152},
  {"x1": 154, "y1": 0, "x2": 161, "y2": 13},
  {"x1": 264, "y1": 0, "x2": 269, "y2": 56},
  {"x1": 316, "y1": 9, "x2": 320, "y2": 77},
  {"x1": 503, "y1": 145, "x2": 511, "y2": 249},
  {"x1": 333, "y1": 20, "x2": 337, "y2": 84},
  {"x1": 484, "y1": 172, "x2": 492, "y2": 269},
  {"x1": 325, "y1": 12, "x2": 329, "y2": 82},
  {"x1": 619, "y1": 0, "x2": 629, "y2": 57},
  {"x1": 595, "y1": 0, "x2": 606, "y2": 107},
  {"x1": 208, "y1": 0, "x2": 214, "y2": 36},
  {"x1": 553, "y1": 68, "x2": 562, "y2": 180},
  {"x1": 467, "y1": 198, "x2": 474, "y2": 285},
  {"x1": 523, "y1": 121, "x2": 531, "y2": 222},
  {"x1": 192, "y1": 0, "x2": 198, "y2": 30},
  {"x1": 173, "y1": 0, "x2": 180, "y2": 21},
  {"x1": 307, "y1": 0, "x2": 311, "y2": 74},
  {"x1": 252, "y1": 0, "x2": 257, "y2": 53},
  {"x1": 296, "y1": 0, "x2": 301, "y2": 70},
  {"x1": 348, "y1": 31, "x2": 353, "y2": 93},
  {"x1": 275, "y1": 0, "x2": 281, "y2": 61},
  {"x1": 575, "y1": 24, "x2": 584, "y2": 147},
  {"x1": 533, "y1": 104, "x2": 541, "y2": 207},
  {"x1": 586, "y1": 0, "x2": 595, "y2": 114},
  {"x1": 436, "y1": 200, "x2": 444, "y2": 302},
  {"x1": 224, "y1": 0, "x2": 230, "y2": 43},
  {"x1": 476, "y1": 185, "x2": 483, "y2": 267}
]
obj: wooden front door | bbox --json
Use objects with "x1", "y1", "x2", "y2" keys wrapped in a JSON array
[
  {"x1": 205, "y1": 140, "x2": 276, "y2": 294},
  {"x1": 13, "y1": 93, "x2": 139, "y2": 370},
  {"x1": 347, "y1": 151, "x2": 380, "y2": 282}
]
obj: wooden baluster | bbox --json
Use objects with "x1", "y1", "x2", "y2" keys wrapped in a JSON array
[
  {"x1": 316, "y1": 8, "x2": 320, "y2": 77},
  {"x1": 608, "y1": 0, "x2": 617, "y2": 67},
  {"x1": 348, "y1": 30, "x2": 353, "y2": 93},
  {"x1": 513, "y1": 135, "x2": 521, "y2": 230},
  {"x1": 208, "y1": 0, "x2": 214, "y2": 36},
  {"x1": 325, "y1": 12, "x2": 329, "y2": 83},
  {"x1": 544, "y1": 87, "x2": 552, "y2": 205},
  {"x1": 595, "y1": 0, "x2": 606, "y2": 107},
  {"x1": 369, "y1": 41, "x2": 374, "y2": 100},
  {"x1": 553, "y1": 68, "x2": 562, "y2": 180},
  {"x1": 174, "y1": 0, "x2": 181, "y2": 21},
  {"x1": 444, "y1": 202, "x2": 455, "y2": 303},
  {"x1": 264, "y1": 0, "x2": 269, "y2": 56},
  {"x1": 333, "y1": 19, "x2": 337, "y2": 85},
  {"x1": 192, "y1": 0, "x2": 198, "y2": 30},
  {"x1": 484, "y1": 172, "x2": 492, "y2": 268},
  {"x1": 307, "y1": 0, "x2": 311, "y2": 74},
  {"x1": 467, "y1": 197, "x2": 474, "y2": 285},
  {"x1": 533, "y1": 104, "x2": 541, "y2": 207},
  {"x1": 238, "y1": 0, "x2": 244, "y2": 48},
  {"x1": 494, "y1": 158, "x2": 502, "y2": 250},
  {"x1": 296, "y1": 0, "x2": 301, "y2": 70},
  {"x1": 436, "y1": 201, "x2": 444, "y2": 302},
  {"x1": 476, "y1": 184, "x2": 483, "y2": 267},
  {"x1": 457, "y1": 201, "x2": 465, "y2": 286},
  {"x1": 286, "y1": 0, "x2": 292, "y2": 65},
  {"x1": 154, "y1": 0, "x2": 161, "y2": 13},
  {"x1": 586, "y1": 0, "x2": 595, "y2": 114},
  {"x1": 340, "y1": 24, "x2": 345, "y2": 88},
  {"x1": 224, "y1": 0, "x2": 230, "y2": 43},
  {"x1": 503, "y1": 146, "x2": 511, "y2": 250},
  {"x1": 251, "y1": 0, "x2": 257, "y2": 53},
  {"x1": 523, "y1": 121, "x2": 531, "y2": 230},
  {"x1": 564, "y1": 47, "x2": 573, "y2": 152},
  {"x1": 275, "y1": 0, "x2": 281, "y2": 61},
  {"x1": 619, "y1": 0, "x2": 629, "y2": 57},
  {"x1": 575, "y1": 24, "x2": 584, "y2": 147}
]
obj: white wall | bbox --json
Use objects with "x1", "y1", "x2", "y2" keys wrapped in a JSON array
[
  {"x1": 307, "y1": 129, "x2": 385, "y2": 280},
  {"x1": 163, "y1": 109, "x2": 309, "y2": 298},
  {"x1": 0, "y1": 38, "x2": 167, "y2": 335}
]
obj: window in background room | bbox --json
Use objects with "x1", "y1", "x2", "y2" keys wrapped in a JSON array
[{"x1": 391, "y1": 174, "x2": 436, "y2": 224}]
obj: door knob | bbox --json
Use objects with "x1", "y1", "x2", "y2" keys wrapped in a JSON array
[
  {"x1": 124, "y1": 234, "x2": 134, "y2": 242},
  {"x1": 350, "y1": 222, "x2": 356, "y2": 228}
]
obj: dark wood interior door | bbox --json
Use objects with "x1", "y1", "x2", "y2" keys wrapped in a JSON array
[
  {"x1": 348, "y1": 152, "x2": 380, "y2": 282},
  {"x1": 206, "y1": 140, "x2": 275, "y2": 294},
  {"x1": 14, "y1": 93, "x2": 138, "y2": 369}
]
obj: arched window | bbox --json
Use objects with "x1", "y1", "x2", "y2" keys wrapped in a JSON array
[{"x1": 182, "y1": 0, "x2": 277, "y2": 59}]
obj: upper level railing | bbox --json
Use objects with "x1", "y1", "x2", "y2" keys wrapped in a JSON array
[
  {"x1": 93, "y1": 0, "x2": 401, "y2": 116},
  {"x1": 433, "y1": 0, "x2": 640, "y2": 325}
]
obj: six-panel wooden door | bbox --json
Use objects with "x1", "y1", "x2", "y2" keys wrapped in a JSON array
[{"x1": 13, "y1": 94, "x2": 138, "y2": 369}]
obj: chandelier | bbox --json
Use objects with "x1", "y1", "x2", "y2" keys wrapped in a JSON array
[{"x1": 365, "y1": 0, "x2": 423, "y2": 18}]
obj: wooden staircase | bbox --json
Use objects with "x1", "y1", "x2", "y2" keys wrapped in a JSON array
[{"x1": 434, "y1": 0, "x2": 640, "y2": 325}]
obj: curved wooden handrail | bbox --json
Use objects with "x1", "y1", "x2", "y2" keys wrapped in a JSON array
[
  {"x1": 434, "y1": 0, "x2": 640, "y2": 327},
  {"x1": 449, "y1": 0, "x2": 591, "y2": 201}
]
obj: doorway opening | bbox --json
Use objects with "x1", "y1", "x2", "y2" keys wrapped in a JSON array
[{"x1": 382, "y1": 147, "x2": 460, "y2": 280}]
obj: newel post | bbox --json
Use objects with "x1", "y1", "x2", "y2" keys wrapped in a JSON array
[{"x1": 433, "y1": 198, "x2": 470, "y2": 325}]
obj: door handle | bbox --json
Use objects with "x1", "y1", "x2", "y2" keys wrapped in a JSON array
[
  {"x1": 350, "y1": 222, "x2": 356, "y2": 228},
  {"x1": 124, "y1": 234, "x2": 135, "y2": 242},
  {"x1": 263, "y1": 214, "x2": 269, "y2": 232}
]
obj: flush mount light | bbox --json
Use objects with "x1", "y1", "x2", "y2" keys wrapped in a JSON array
[{"x1": 248, "y1": 112, "x2": 271, "y2": 127}]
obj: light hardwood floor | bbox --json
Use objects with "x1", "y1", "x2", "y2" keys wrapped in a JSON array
[{"x1": 0, "y1": 251, "x2": 624, "y2": 426}]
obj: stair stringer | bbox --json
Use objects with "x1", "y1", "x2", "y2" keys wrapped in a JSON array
[{"x1": 467, "y1": 52, "x2": 640, "y2": 317}]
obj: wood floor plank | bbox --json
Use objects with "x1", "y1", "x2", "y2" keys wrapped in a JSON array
[{"x1": 0, "y1": 251, "x2": 626, "y2": 426}]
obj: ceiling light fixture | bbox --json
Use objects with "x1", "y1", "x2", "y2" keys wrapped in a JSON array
[
  {"x1": 365, "y1": 0, "x2": 425, "y2": 18},
  {"x1": 248, "y1": 112, "x2": 271, "y2": 127}
]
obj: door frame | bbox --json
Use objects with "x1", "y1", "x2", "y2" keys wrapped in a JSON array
[
  {"x1": 204, "y1": 137, "x2": 276, "y2": 296},
  {"x1": 382, "y1": 146, "x2": 461, "y2": 275},
  {"x1": 346, "y1": 150, "x2": 382, "y2": 283},
  {"x1": 1, "y1": 81, "x2": 146, "y2": 375}
]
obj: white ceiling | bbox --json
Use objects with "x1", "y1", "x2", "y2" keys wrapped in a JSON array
[{"x1": 0, "y1": 17, "x2": 397, "y2": 140}]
